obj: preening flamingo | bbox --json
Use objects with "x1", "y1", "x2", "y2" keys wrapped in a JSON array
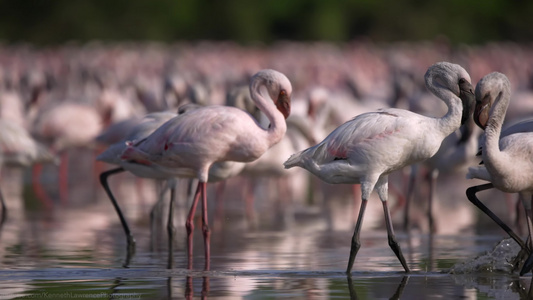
[
  {"x1": 284, "y1": 62, "x2": 474, "y2": 274},
  {"x1": 465, "y1": 72, "x2": 533, "y2": 275},
  {"x1": 120, "y1": 69, "x2": 292, "y2": 270}
]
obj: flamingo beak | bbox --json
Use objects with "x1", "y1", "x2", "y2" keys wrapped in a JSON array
[
  {"x1": 473, "y1": 93, "x2": 491, "y2": 130},
  {"x1": 459, "y1": 82, "x2": 475, "y2": 125},
  {"x1": 276, "y1": 90, "x2": 291, "y2": 119}
]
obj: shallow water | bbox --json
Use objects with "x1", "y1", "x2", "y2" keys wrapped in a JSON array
[{"x1": 0, "y1": 168, "x2": 532, "y2": 299}]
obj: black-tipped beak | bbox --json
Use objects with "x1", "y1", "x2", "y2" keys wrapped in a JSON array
[
  {"x1": 459, "y1": 82, "x2": 475, "y2": 125},
  {"x1": 276, "y1": 90, "x2": 291, "y2": 119},
  {"x1": 473, "y1": 93, "x2": 491, "y2": 130}
]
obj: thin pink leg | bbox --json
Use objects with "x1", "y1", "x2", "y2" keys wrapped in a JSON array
[
  {"x1": 200, "y1": 182, "x2": 211, "y2": 271},
  {"x1": 186, "y1": 183, "x2": 202, "y2": 269},
  {"x1": 59, "y1": 152, "x2": 69, "y2": 205},
  {"x1": 31, "y1": 164, "x2": 53, "y2": 209}
]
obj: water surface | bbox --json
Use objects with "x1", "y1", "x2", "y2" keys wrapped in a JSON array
[{"x1": 0, "y1": 170, "x2": 531, "y2": 299}]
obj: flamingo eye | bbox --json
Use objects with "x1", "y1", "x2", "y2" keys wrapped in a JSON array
[{"x1": 459, "y1": 78, "x2": 466, "y2": 84}]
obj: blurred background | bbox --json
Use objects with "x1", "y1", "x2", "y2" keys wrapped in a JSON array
[{"x1": 0, "y1": 0, "x2": 531, "y2": 45}]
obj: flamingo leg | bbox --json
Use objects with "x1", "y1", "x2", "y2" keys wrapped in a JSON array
[
  {"x1": 514, "y1": 195, "x2": 523, "y2": 235},
  {"x1": 519, "y1": 195, "x2": 533, "y2": 275},
  {"x1": 428, "y1": 169, "x2": 438, "y2": 234},
  {"x1": 0, "y1": 188, "x2": 7, "y2": 226},
  {"x1": 522, "y1": 197, "x2": 533, "y2": 250},
  {"x1": 167, "y1": 184, "x2": 176, "y2": 269},
  {"x1": 378, "y1": 176, "x2": 410, "y2": 272},
  {"x1": 99, "y1": 167, "x2": 136, "y2": 253},
  {"x1": 150, "y1": 180, "x2": 168, "y2": 251},
  {"x1": 200, "y1": 182, "x2": 211, "y2": 271},
  {"x1": 186, "y1": 182, "x2": 202, "y2": 269},
  {"x1": 403, "y1": 165, "x2": 418, "y2": 231},
  {"x1": 383, "y1": 200, "x2": 410, "y2": 272},
  {"x1": 59, "y1": 151, "x2": 69, "y2": 205},
  {"x1": 346, "y1": 198, "x2": 368, "y2": 274},
  {"x1": 31, "y1": 164, "x2": 54, "y2": 209},
  {"x1": 466, "y1": 184, "x2": 527, "y2": 249},
  {"x1": 352, "y1": 184, "x2": 361, "y2": 224}
]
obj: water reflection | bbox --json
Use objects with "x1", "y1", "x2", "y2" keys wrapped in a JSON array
[
  {"x1": 0, "y1": 173, "x2": 530, "y2": 299},
  {"x1": 348, "y1": 275, "x2": 409, "y2": 300}
]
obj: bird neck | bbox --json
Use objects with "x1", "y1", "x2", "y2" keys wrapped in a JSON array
[
  {"x1": 484, "y1": 86, "x2": 510, "y2": 164},
  {"x1": 250, "y1": 82, "x2": 287, "y2": 148},
  {"x1": 425, "y1": 72, "x2": 464, "y2": 139},
  {"x1": 430, "y1": 89, "x2": 463, "y2": 139}
]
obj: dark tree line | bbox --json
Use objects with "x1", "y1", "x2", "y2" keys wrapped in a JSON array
[{"x1": 0, "y1": 0, "x2": 531, "y2": 45}]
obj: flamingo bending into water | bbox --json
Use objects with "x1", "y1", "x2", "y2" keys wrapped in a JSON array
[
  {"x1": 120, "y1": 69, "x2": 292, "y2": 270},
  {"x1": 284, "y1": 62, "x2": 475, "y2": 274},
  {"x1": 97, "y1": 111, "x2": 178, "y2": 250},
  {"x1": 465, "y1": 72, "x2": 533, "y2": 275}
]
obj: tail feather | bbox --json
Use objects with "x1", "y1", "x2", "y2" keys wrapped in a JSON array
[
  {"x1": 97, "y1": 143, "x2": 125, "y2": 165},
  {"x1": 283, "y1": 150, "x2": 305, "y2": 169},
  {"x1": 284, "y1": 142, "x2": 329, "y2": 170}
]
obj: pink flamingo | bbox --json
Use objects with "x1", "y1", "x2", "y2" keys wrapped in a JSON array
[
  {"x1": 0, "y1": 119, "x2": 57, "y2": 221},
  {"x1": 284, "y1": 62, "x2": 475, "y2": 274},
  {"x1": 31, "y1": 101, "x2": 105, "y2": 205},
  {"x1": 98, "y1": 107, "x2": 246, "y2": 268},
  {"x1": 120, "y1": 69, "x2": 292, "y2": 271},
  {"x1": 465, "y1": 72, "x2": 533, "y2": 275},
  {"x1": 97, "y1": 114, "x2": 177, "y2": 230}
]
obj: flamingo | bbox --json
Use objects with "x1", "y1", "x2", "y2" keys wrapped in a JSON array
[
  {"x1": 403, "y1": 116, "x2": 481, "y2": 233},
  {"x1": 0, "y1": 119, "x2": 57, "y2": 221},
  {"x1": 119, "y1": 69, "x2": 292, "y2": 270},
  {"x1": 97, "y1": 111, "x2": 178, "y2": 249},
  {"x1": 464, "y1": 72, "x2": 533, "y2": 275},
  {"x1": 284, "y1": 62, "x2": 475, "y2": 274},
  {"x1": 98, "y1": 106, "x2": 246, "y2": 268}
]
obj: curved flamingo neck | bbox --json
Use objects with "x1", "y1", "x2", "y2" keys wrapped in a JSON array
[
  {"x1": 425, "y1": 72, "x2": 463, "y2": 138},
  {"x1": 250, "y1": 78, "x2": 287, "y2": 148},
  {"x1": 484, "y1": 82, "x2": 511, "y2": 166}
]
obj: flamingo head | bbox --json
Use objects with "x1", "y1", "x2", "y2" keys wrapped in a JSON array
[
  {"x1": 473, "y1": 72, "x2": 510, "y2": 130},
  {"x1": 253, "y1": 69, "x2": 292, "y2": 119}
]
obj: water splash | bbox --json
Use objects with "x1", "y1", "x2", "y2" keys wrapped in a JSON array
[{"x1": 449, "y1": 238, "x2": 522, "y2": 274}]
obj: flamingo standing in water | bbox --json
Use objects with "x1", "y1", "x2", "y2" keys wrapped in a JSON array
[
  {"x1": 284, "y1": 62, "x2": 475, "y2": 274},
  {"x1": 97, "y1": 112, "x2": 177, "y2": 248},
  {"x1": 465, "y1": 72, "x2": 533, "y2": 275},
  {"x1": 120, "y1": 69, "x2": 292, "y2": 270},
  {"x1": 0, "y1": 119, "x2": 57, "y2": 221},
  {"x1": 98, "y1": 106, "x2": 246, "y2": 268}
]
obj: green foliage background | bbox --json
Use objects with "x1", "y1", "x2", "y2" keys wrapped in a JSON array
[{"x1": 0, "y1": 0, "x2": 531, "y2": 45}]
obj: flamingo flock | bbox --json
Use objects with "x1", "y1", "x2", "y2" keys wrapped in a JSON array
[{"x1": 0, "y1": 42, "x2": 533, "y2": 275}]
